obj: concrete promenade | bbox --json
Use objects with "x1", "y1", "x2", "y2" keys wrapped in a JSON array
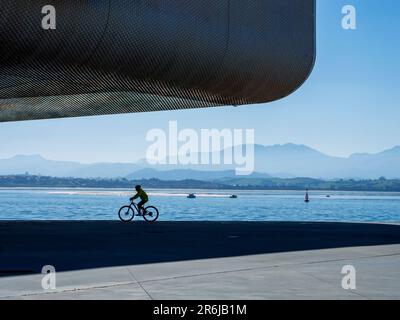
[{"x1": 1, "y1": 221, "x2": 400, "y2": 299}]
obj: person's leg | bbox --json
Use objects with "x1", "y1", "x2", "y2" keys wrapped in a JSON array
[
  {"x1": 137, "y1": 200, "x2": 145, "y2": 215},
  {"x1": 142, "y1": 200, "x2": 148, "y2": 214}
]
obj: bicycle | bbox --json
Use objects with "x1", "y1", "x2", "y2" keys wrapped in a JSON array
[{"x1": 118, "y1": 200, "x2": 159, "y2": 222}]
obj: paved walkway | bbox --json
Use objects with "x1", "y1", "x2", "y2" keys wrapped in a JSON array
[
  {"x1": 1, "y1": 244, "x2": 400, "y2": 299},
  {"x1": 1, "y1": 221, "x2": 400, "y2": 299}
]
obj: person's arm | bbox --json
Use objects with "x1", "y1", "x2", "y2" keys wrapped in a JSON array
[{"x1": 130, "y1": 193, "x2": 139, "y2": 201}]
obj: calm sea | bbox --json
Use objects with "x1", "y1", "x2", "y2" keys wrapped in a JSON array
[{"x1": 1, "y1": 188, "x2": 400, "y2": 223}]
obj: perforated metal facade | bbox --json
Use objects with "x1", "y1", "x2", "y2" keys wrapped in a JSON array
[{"x1": 0, "y1": 0, "x2": 315, "y2": 121}]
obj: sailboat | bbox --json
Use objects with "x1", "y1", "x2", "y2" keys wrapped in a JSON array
[{"x1": 304, "y1": 189, "x2": 310, "y2": 203}]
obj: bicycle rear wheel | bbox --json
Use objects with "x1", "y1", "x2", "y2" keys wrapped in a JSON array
[
  {"x1": 118, "y1": 205, "x2": 134, "y2": 222},
  {"x1": 143, "y1": 206, "x2": 159, "y2": 222}
]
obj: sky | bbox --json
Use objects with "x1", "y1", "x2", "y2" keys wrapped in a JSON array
[{"x1": 0, "y1": 0, "x2": 399, "y2": 163}]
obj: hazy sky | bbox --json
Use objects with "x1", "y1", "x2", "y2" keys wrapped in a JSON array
[{"x1": 0, "y1": 0, "x2": 399, "y2": 163}]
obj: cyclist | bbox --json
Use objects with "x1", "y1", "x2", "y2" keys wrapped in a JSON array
[{"x1": 130, "y1": 185, "x2": 149, "y2": 215}]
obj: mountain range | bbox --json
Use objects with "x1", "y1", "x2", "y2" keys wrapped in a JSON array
[{"x1": 0, "y1": 144, "x2": 399, "y2": 179}]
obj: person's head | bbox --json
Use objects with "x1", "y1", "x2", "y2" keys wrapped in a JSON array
[{"x1": 135, "y1": 185, "x2": 142, "y2": 191}]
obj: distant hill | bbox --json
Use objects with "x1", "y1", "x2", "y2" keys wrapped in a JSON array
[
  {"x1": 0, "y1": 155, "x2": 84, "y2": 177},
  {"x1": 0, "y1": 144, "x2": 399, "y2": 179},
  {"x1": 127, "y1": 168, "x2": 272, "y2": 180},
  {"x1": 1, "y1": 174, "x2": 400, "y2": 192},
  {"x1": 137, "y1": 144, "x2": 400, "y2": 179},
  {"x1": 0, "y1": 155, "x2": 143, "y2": 178},
  {"x1": 255, "y1": 144, "x2": 400, "y2": 178}
]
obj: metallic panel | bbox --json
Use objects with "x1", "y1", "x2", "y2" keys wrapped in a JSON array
[{"x1": 0, "y1": 0, "x2": 315, "y2": 121}]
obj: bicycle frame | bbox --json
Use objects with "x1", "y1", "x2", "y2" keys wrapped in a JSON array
[
  {"x1": 130, "y1": 201, "x2": 139, "y2": 213},
  {"x1": 130, "y1": 201, "x2": 146, "y2": 215}
]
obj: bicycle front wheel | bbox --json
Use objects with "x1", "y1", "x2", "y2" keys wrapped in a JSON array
[
  {"x1": 143, "y1": 206, "x2": 159, "y2": 222},
  {"x1": 118, "y1": 205, "x2": 135, "y2": 222}
]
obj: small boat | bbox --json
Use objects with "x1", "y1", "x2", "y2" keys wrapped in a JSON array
[
  {"x1": 304, "y1": 189, "x2": 310, "y2": 203},
  {"x1": 229, "y1": 194, "x2": 238, "y2": 199},
  {"x1": 187, "y1": 193, "x2": 196, "y2": 199},
  {"x1": 326, "y1": 195, "x2": 331, "y2": 198}
]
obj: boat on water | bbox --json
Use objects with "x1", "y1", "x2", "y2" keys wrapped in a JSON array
[
  {"x1": 187, "y1": 193, "x2": 196, "y2": 199},
  {"x1": 304, "y1": 189, "x2": 310, "y2": 203},
  {"x1": 229, "y1": 195, "x2": 238, "y2": 199}
]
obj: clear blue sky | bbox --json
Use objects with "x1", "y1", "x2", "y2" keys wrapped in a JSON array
[{"x1": 0, "y1": 0, "x2": 399, "y2": 163}]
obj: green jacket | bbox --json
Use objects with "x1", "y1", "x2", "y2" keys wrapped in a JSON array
[{"x1": 132, "y1": 189, "x2": 148, "y2": 202}]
